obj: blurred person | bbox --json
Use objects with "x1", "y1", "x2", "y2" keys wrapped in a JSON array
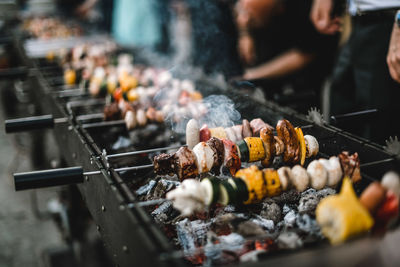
[
  {"x1": 185, "y1": 0, "x2": 242, "y2": 76},
  {"x1": 311, "y1": 0, "x2": 400, "y2": 144},
  {"x1": 235, "y1": 0, "x2": 339, "y2": 112},
  {"x1": 75, "y1": 0, "x2": 114, "y2": 32},
  {"x1": 112, "y1": 0, "x2": 162, "y2": 48}
]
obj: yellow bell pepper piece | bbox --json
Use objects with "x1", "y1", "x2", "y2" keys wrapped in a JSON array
[
  {"x1": 295, "y1": 127, "x2": 306, "y2": 165},
  {"x1": 64, "y1": 69, "x2": 76, "y2": 85},
  {"x1": 127, "y1": 89, "x2": 139, "y2": 102},
  {"x1": 316, "y1": 177, "x2": 374, "y2": 245}
]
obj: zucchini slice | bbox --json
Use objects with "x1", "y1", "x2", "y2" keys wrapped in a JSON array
[
  {"x1": 232, "y1": 178, "x2": 249, "y2": 203},
  {"x1": 218, "y1": 180, "x2": 237, "y2": 205},
  {"x1": 201, "y1": 176, "x2": 220, "y2": 206}
]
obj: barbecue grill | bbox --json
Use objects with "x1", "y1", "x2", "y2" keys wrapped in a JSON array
[{"x1": 3, "y1": 32, "x2": 400, "y2": 267}]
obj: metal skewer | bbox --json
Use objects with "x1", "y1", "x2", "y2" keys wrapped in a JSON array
[
  {"x1": 13, "y1": 164, "x2": 155, "y2": 191},
  {"x1": 360, "y1": 158, "x2": 396, "y2": 167}
]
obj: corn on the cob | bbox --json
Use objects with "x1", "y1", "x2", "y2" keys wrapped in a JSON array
[{"x1": 244, "y1": 137, "x2": 266, "y2": 162}]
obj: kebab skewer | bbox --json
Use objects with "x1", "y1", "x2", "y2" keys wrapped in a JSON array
[
  {"x1": 154, "y1": 119, "x2": 319, "y2": 181},
  {"x1": 166, "y1": 151, "x2": 360, "y2": 216}
]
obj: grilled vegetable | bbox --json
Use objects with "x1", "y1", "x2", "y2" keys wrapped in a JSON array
[
  {"x1": 201, "y1": 177, "x2": 220, "y2": 206},
  {"x1": 316, "y1": 177, "x2": 374, "y2": 244},
  {"x1": 244, "y1": 137, "x2": 265, "y2": 162},
  {"x1": 64, "y1": 69, "x2": 76, "y2": 85},
  {"x1": 236, "y1": 140, "x2": 249, "y2": 162},
  {"x1": 295, "y1": 127, "x2": 306, "y2": 165},
  {"x1": 218, "y1": 180, "x2": 237, "y2": 205}
]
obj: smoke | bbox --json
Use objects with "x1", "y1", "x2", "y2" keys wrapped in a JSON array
[
  {"x1": 162, "y1": 94, "x2": 241, "y2": 134},
  {"x1": 199, "y1": 95, "x2": 241, "y2": 127}
]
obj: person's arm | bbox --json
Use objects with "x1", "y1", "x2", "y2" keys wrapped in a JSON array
[
  {"x1": 310, "y1": 0, "x2": 341, "y2": 35},
  {"x1": 387, "y1": 12, "x2": 400, "y2": 83},
  {"x1": 243, "y1": 49, "x2": 314, "y2": 80}
]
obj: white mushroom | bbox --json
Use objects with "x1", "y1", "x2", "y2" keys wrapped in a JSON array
[
  {"x1": 290, "y1": 165, "x2": 310, "y2": 192},
  {"x1": 304, "y1": 135, "x2": 319, "y2": 157},
  {"x1": 277, "y1": 167, "x2": 292, "y2": 191},
  {"x1": 166, "y1": 179, "x2": 207, "y2": 216},
  {"x1": 307, "y1": 160, "x2": 328, "y2": 190},
  {"x1": 136, "y1": 109, "x2": 147, "y2": 126},
  {"x1": 381, "y1": 171, "x2": 400, "y2": 196},
  {"x1": 186, "y1": 119, "x2": 200, "y2": 150},
  {"x1": 124, "y1": 110, "x2": 136, "y2": 130},
  {"x1": 319, "y1": 157, "x2": 343, "y2": 187},
  {"x1": 192, "y1": 142, "x2": 215, "y2": 173}
]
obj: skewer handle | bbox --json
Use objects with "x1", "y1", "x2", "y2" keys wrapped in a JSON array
[
  {"x1": 0, "y1": 66, "x2": 29, "y2": 80},
  {"x1": 5, "y1": 115, "x2": 55, "y2": 133},
  {"x1": 14, "y1": 167, "x2": 84, "y2": 191}
]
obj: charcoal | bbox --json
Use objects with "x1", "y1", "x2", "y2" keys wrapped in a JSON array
[
  {"x1": 151, "y1": 179, "x2": 180, "y2": 199},
  {"x1": 301, "y1": 188, "x2": 317, "y2": 196},
  {"x1": 211, "y1": 213, "x2": 235, "y2": 235},
  {"x1": 260, "y1": 199, "x2": 281, "y2": 224},
  {"x1": 298, "y1": 193, "x2": 319, "y2": 216},
  {"x1": 251, "y1": 215, "x2": 274, "y2": 232},
  {"x1": 240, "y1": 249, "x2": 267, "y2": 263},
  {"x1": 236, "y1": 221, "x2": 265, "y2": 237},
  {"x1": 272, "y1": 189, "x2": 301, "y2": 205},
  {"x1": 176, "y1": 219, "x2": 210, "y2": 255},
  {"x1": 151, "y1": 201, "x2": 179, "y2": 224},
  {"x1": 136, "y1": 180, "x2": 157, "y2": 196},
  {"x1": 219, "y1": 233, "x2": 245, "y2": 251},
  {"x1": 283, "y1": 210, "x2": 296, "y2": 227},
  {"x1": 282, "y1": 204, "x2": 292, "y2": 215},
  {"x1": 277, "y1": 232, "x2": 303, "y2": 249},
  {"x1": 295, "y1": 214, "x2": 321, "y2": 236},
  {"x1": 111, "y1": 136, "x2": 131, "y2": 150},
  {"x1": 316, "y1": 188, "x2": 336, "y2": 199}
]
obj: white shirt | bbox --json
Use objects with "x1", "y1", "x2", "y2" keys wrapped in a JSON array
[{"x1": 349, "y1": 0, "x2": 400, "y2": 15}]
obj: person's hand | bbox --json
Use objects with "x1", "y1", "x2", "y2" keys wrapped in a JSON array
[
  {"x1": 310, "y1": 0, "x2": 341, "y2": 35},
  {"x1": 387, "y1": 23, "x2": 400, "y2": 83},
  {"x1": 239, "y1": 34, "x2": 256, "y2": 66}
]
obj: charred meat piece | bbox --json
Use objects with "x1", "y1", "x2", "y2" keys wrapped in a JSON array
[
  {"x1": 338, "y1": 151, "x2": 361, "y2": 183},
  {"x1": 104, "y1": 102, "x2": 122, "y2": 121},
  {"x1": 276, "y1": 119, "x2": 300, "y2": 164},
  {"x1": 154, "y1": 153, "x2": 177, "y2": 176},
  {"x1": 250, "y1": 118, "x2": 273, "y2": 137},
  {"x1": 222, "y1": 139, "x2": 241, "y2": 175},
  {"x1": 242, "y1": 119, "x2": 252, "y2": 138},
  {"x1": 175, "y1": 147, "x2": 199, "y2": 181},
  {"x1": 206, "y1": 137, "x2": 225, "y2": 174}
]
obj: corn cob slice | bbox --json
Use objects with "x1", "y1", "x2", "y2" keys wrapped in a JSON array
[
  {"x1": 244, "y1": 137, "x2": 266, "y2": 162},
  {"x1": 235, "y1": 165, "x2": 266, "y2": 204},
  {"x1": 263, "y1": 168, "x2": 281, "y2": 197}
]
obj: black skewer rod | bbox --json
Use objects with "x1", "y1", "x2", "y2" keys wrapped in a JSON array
[
  {"x1": 84, "y1": 164, "x2": 154, "y2": 176},
  {"x1": 104, "y1": 145, "x2": 185, "y2": 159},
  {"x1": 13, "y1": 164, "x2": 154, "y2": 191},
  {"x1": 5, "y1": 113, "x2": 105, "y2": 133},
  {"x1": 82, "y1": 120, "x2": 125, "y2": 129},
  {"x1": 127, "y1": 198, "x2": 169, "y2": 208},
  {"x1": 330, "y1": 109, "x2": 378, "y2": 124},
  {"x1": 360, "y1": 158, "x2": 395, "y2": 167}
]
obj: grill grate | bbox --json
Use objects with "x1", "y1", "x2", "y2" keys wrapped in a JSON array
[{"x1": 8, "y1": 40, "x2": 400, "y2": 267}]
